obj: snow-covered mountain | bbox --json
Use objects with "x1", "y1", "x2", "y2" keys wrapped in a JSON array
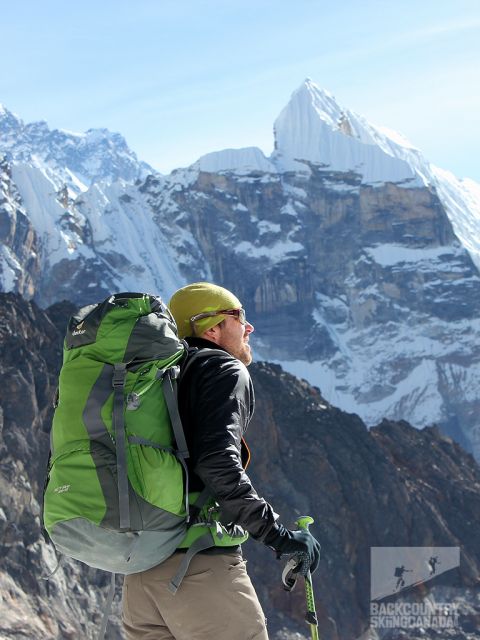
[
  {"x1": 1, "y1": 79, "x2": 480, "y2": 460},
  {"x1": 0, "y1": 103, "x2": 152, "y2": 193},
  {"x1": 191, "y1": 79, "x2": 480, "y2": 270}
]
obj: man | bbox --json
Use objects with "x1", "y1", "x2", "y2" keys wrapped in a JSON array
[{"x1": 123, "y1": 282, "x2": 321, "y2": 640}]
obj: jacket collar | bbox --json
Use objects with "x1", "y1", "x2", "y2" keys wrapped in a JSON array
[{"x1": 185, "y1": 336, "x2": 228, "y2": 353}]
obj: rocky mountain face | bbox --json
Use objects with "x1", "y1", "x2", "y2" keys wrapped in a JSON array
[
  {"x1": 1, "y1": 80, "x2": 480, "y2": 462},
  {"x1": 1, "y1": 293, "x2": 480, "y2": 639},
  {"x1": 156, "y1": 162, "x2": 480, "y2": 460}
]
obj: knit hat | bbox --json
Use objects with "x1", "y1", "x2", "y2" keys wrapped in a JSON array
[{"x1": 169, "y1": 282, "x2": 242, "y2": 338}]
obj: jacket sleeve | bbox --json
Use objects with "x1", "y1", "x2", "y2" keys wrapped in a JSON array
[{"x1": 189, "y1": 355, "x2": 278, "y2": 541}]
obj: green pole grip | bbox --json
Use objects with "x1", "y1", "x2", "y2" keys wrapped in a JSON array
[
  {"x1": 294, "y1": 516, "x2": 319, "y2": 640},
  {"x1": 295, "y1": 515, "x2": 314, "y2": 532}
]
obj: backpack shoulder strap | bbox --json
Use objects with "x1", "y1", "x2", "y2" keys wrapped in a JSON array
[{"x1": 161, "y1": 365, "x2": 191, "y2": 520}]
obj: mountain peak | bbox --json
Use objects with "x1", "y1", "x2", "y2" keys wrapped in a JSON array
[
  {"x1": 0, "y1": 103, "x2": 22, "y2": 129},
  {"x1": 296, "y1": 79, "x2": 341, "y2": 119},
  {"x1": 272, "y1": 80, "x2": 421, "y2": 185},
  {"x1": 302, "y1": 77, "x2": 329, "y2": 93}
]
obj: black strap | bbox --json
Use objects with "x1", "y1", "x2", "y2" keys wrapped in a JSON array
[
  {"x1": 112, "y1": 364, "x2": 129, "y2": 530},
  {"x1": 162, "y1": 368, "x2": 189, "y2": 460},
  {"x1": 188, "y1": 487, "x2": 212, "y2": 525},
  {"x1": 168, "y1": 532, "x2": 215, "y2": 595}
]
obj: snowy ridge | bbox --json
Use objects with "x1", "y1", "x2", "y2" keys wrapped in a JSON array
[
  {"x1": 195, "y1": 147, "x2": 276, "y2": 174},
  {"x1": 429, "y1": 166, "x2": 480, "y2": 270}
]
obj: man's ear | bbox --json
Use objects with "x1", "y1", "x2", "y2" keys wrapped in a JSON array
[{"x1": 200, "y1": 323, "x2": 221, "y2": 343}]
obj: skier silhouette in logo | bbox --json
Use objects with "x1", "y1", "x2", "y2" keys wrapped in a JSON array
[
  {"x1": 428, "y1": 556, "x2": 440, "y2": 576},
  {"x1": 394, "y1": 565, "x2": 412, "y2": 590}
]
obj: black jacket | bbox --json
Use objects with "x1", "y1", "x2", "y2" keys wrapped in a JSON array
[{"x1": 178, "y1": 337, "x2": 277, "y2": 541}]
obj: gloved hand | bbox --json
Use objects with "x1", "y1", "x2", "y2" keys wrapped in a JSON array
[{"x1": 263, "y1": 522, "x2": 321, "y2": 576}]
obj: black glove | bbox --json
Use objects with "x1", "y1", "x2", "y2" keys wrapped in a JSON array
[{"x1": 263, "y1": 522, "x2": 321, "y2": 576}]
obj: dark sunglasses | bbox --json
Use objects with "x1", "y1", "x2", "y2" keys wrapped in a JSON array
[{"x1": 190, "y1": 308, "x2": 246, "y2": 335}]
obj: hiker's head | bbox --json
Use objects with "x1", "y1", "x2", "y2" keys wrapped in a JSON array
[{"x1": 169, "y1": 282, "x2": 254, "y2": 365}]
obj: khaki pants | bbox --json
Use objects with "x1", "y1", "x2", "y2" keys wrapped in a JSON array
[{"x1": 122, "y1": 551, "x2": 269, "y2": 639}]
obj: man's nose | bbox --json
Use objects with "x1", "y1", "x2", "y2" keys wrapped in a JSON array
[{"x1": 245, "y1": 321, "x2": 254, "y2": 334}]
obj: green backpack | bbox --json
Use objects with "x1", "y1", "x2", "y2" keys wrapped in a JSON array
[{"x1": 43, "y1": 292, "x2": 191, "y2": 574}]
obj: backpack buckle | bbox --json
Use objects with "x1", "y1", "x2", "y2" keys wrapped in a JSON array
[
  {"x1": 112, "y1": 363, "x2": 127, "y2": 388},
  {"x1": 169, "y1": 366, "x2": 181, "y2": 380}
]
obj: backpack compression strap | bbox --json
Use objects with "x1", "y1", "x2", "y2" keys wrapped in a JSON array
[{"x1": 113, "y1": 363, "x2": 130, "y2": 530}]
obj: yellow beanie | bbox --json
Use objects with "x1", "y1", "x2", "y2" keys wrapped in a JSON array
[{"x1": 169, "y1": 282, "x2": 242, "y2": 338}]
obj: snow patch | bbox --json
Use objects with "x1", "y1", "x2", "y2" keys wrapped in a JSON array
[
  {"x1": 257, "y1": 220, "x2": 281, "y2": 235},
  {"x1": 0, "y1": 245, "x2": 21, "y2": 290},
  {"x1": 234, "y1": 239, "x2": 304, "y2": 262},
  {"x1": 364, "y1": 244, "x2": 462, "y2": 267},
  {"x1": 281, "y1": 202, "x2": 298, "y2": 217}
]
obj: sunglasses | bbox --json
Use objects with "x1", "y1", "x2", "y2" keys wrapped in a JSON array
[{"x1": 190, "y1": 308, "x2": 246, "y2": 335}]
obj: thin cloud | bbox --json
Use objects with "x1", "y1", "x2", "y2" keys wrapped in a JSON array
[{"x1": 396, "y1": 16, "x2": 480, "y2": 42}]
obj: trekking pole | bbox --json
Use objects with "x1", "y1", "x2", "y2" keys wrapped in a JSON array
[{"x1": 295, "y1": 516, "x2": 319, "y2": 640}]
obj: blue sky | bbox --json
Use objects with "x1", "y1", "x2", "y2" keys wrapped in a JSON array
[{"x1": 1, "y1": 0, "x2": 479, "y2": 180}]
